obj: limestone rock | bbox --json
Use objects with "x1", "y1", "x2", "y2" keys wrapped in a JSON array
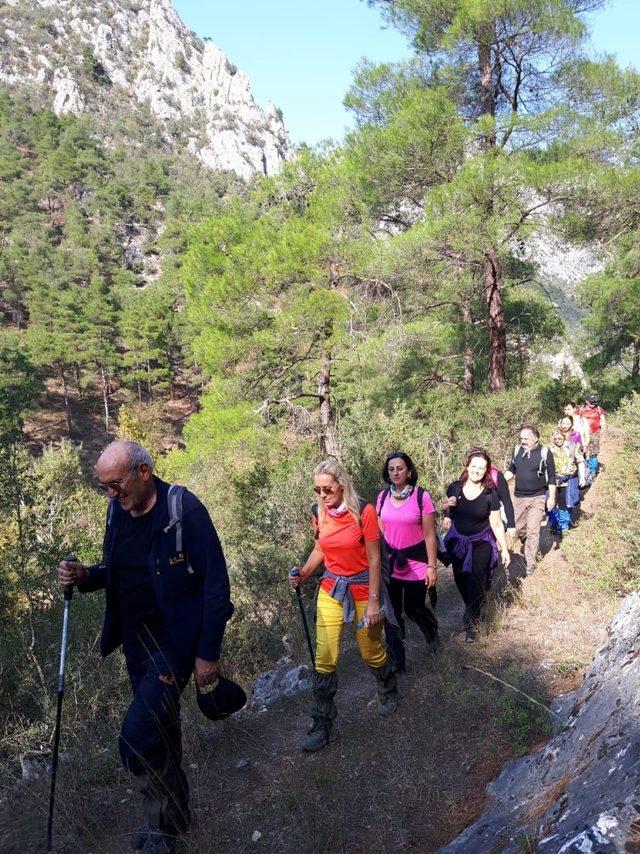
[
  {"x1": 251, "y1": 658, "x2": 312, "y2": 709},
  {"x1": 0, "y1": 0, "x2": 291, "y2": 179},
  {"x1": 439, "y1": 591, "x2": 640, "y2": 853},
  {"x1": 52, "y1": 66, "x2": 84, "y2": 115}
]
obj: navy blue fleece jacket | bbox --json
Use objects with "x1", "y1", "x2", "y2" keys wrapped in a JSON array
[{"x1": 79, "y1": 477, "x2": 233, "y2": 663}]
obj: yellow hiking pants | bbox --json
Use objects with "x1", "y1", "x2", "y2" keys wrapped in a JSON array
[{"x1": 315, "y1": 587, "x2": 387, "y2": 674}]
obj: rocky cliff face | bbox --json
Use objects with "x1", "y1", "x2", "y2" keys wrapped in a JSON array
[
  {"x1": 0, "y1": 0, "x2": 290, "y2": 179},
  {"x1": 440, "y1": 591, "x2": 640, "y2": 853}
]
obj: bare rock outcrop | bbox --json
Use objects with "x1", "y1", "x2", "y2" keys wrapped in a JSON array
[
  {"x1": 440, "y1": 591, "x2": 640, "y2": 853},
  {"x1": 0, "y1": 0, "x2": 290, "y2": 179}
]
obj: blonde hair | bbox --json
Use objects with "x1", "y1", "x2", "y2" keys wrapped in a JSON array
[
  {"x1": 313, "y1": 458, "x2": 361, "y2": 529},
  {"x1": 552, "y1": 429, "x2": 565, "y2": 443}
]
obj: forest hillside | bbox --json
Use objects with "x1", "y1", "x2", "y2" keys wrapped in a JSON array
[{"x1": 0, "y1": 0, "x2": 639, "y2": 851}]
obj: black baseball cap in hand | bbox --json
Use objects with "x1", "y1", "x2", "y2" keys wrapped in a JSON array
[{"x1": 196, "y1": 676, "x2": 247, "y2": 721}]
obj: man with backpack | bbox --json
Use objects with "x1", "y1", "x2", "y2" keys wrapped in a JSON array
[
  {"x1": 504, "y1": 426, "x2": 556, "y2": 576},
  {"x1": 58, "y1": 441, "x2": 233, "y2": 854}
]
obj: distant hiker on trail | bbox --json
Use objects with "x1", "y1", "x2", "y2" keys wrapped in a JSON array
[
  {"x1": 558, "y1": 415, "x2": 583, "y2": 450},
  {"x1": 58, "y1": 441, "x2": 234, "y2": 854},
  {"x1": 441, "y1": 449, "x2": 511, "y2": 643},
  {"x1": 578, "y1": 393, "x2": 606, "y2": 475},
  {"x1": 563, "y1": 401, "x2": 591, "y2": 454},
  {"x1": 376, "y1": 451, "x2": 439, "y2": 673},
  {"x1": 548, "y1": 429, "x2": 586, "y2": 534},
  {"x1": 290, "y1": 458, "x2": 398, "y2": 752},
  {"x1": 504, "y1": 426, "x2": 557, "y2": 576}
]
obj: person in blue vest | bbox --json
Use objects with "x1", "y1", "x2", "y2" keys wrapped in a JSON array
[{"x1": 58, "y1": 441, "x2": 233, "y2": 854}]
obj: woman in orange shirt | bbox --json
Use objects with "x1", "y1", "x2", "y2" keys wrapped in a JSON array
[{"x1": 290, "y1": 458, "x2": 397, "y2": 752}]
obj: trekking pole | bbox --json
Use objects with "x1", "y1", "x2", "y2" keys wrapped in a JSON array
[
  {"x1": 47, "y1": 555, "x2": 77, "y2": 854},
  {"x1": 289, "y1": 569, "x2": 315, "y2": 670}
]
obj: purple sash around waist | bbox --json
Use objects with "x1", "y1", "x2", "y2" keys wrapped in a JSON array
[{"x1": 443, "y1": 523, "x2": 498, "y2": 574}]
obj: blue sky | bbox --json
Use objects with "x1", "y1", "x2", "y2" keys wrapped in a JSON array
[{"x1": 173, "y1": 0, "x2": 640, "y2": 146}]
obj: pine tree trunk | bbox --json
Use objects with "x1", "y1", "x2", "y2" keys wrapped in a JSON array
[
  {"x1": 484, "y1": 246, "x2": 507, "y2": 392},
  {"x1": 477, "y1": 36, "x2": 496, "y2": 148},
  {"x1": 58, "y1": 363, "x2": 72, "y2": 435},
  {"x1": 477, "y1": 31, "x2": 507, "y2": 392},
  {"x1": 460, "y1": 295, "x2": 475, "y2": 393},
  {"x1": 318, "y1": 350, "x2": 339, "y2": 459},
  {"x1": 100, "y1": 366, "x2": 110, "y2": 433},
  {"x1": 632, "y1": 338, "x2": 640, "y2": 378}
]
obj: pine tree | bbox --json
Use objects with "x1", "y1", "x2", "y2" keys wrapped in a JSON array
[{"x1": 365, "y1": 0, "x2": 605, "y2": 390}]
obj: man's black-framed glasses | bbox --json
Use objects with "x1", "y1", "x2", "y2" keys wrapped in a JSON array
[{"x1": 95, "y1": 465, "x2": 138, "y2": 492}]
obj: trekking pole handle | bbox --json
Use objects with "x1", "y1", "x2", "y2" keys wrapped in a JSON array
[{"x1": 62, "y1": 555, "x2": 78, "y2": 602}]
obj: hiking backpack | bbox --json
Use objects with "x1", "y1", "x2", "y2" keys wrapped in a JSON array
[
  {"x1": 106, "y1": 483, "x2": 187, "y2": 553},
  {"x1": 579, "y1": 405, "x2": 605, "y2": 434},
  {"x1": 513, "y1": 444, "x2": 550, "y2": 482}
]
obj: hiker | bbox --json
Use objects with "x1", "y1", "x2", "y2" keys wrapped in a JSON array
[
  {"x1": 562, "y1": 401, "x2": 591, "y2": 454},
  {"x1": 376, "y1": 451, "x2": 438, "y2": 672},
  {"x1": 504, "y1": 426, "x2": 557, "y2": 576},
  {"x1": 441, "y1": 449, "x2": 511, "y2": 642},
  {"x1": 578, "y1": 393, "x2": 606, "y2": 475},
  {"x1": 558, "y1": 415, "x2": 583, "y2": 449},
  {"x1": 548, "y1": 429, "x2": 586, "y2": 534},
  {"x1": 289, "y1": 458, "x2": 397, "y2": 752},
  {"x1": 58, "y1": 441, "x2": 233, "y2": 854},
  {"x1": 466, "y1": 445, "x2": 516, "y2": 546}
]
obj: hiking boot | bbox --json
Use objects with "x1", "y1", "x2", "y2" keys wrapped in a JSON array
[
  {"x1": 299, "y1": 671, "x2": 337, "y2": 752},
  {"x1": 130, "y1": 825, "x2": 151, "y2": 850},
  {"x1": 369, "y1": 658, "x2": 398, "y2": 716},
  {"x1": 141, "y1": 832, "x2": 175, "y2": 854},
  {"x1": 134, "y1": 757, "x2": 188, "y2": 853},
  {"x1": 299, "y1": 720, "x2": 330, "y2": 752},
  {"x1": 426, "y1": 635, "x2": 440, "y2": 656}
]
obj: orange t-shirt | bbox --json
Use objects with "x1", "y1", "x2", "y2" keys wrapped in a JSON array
[{"x1": 315, "y1": 503, "x2": 380, "y2": 602}]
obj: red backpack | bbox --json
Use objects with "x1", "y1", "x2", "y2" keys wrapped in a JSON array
[{"x1": 579, "y1": 404, "x2": 605, "y2": 434}]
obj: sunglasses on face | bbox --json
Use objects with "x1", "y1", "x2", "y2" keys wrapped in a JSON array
[
  {"x1": 313, "y1": 485, "x2": 337, "y2": 495},
  {"x1": 95, "y1": 467, "x2": 137, "y2": 492}
]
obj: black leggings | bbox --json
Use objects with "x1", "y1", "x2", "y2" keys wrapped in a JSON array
[
  {"x1": 388, "y1": 577, "x2": 438, "y2": 642},
  {"x1": 451, "y1": 541, "x2": 493, "y2": 625}
]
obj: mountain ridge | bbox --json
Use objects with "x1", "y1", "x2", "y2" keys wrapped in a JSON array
[{"x1": 0, "y1": 0, "x2": 291, "y2": 179}]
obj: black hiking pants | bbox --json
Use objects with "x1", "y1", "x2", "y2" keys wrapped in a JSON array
[
  {"x1": 451, "y1": 541, "x2": 493, "y2": 625},
  {"x1": 119, "y1": 627, "x2": 192, "y2": 785},
  {"x1": 388, "y1": 577, "x2": 438, "y2": 642}
]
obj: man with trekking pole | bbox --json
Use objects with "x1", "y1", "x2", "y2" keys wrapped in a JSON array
[{"x1": 58, "y1": 440, "x2": 234, "y2": 854}]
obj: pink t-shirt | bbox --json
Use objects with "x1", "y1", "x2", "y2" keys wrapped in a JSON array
[{"x1": 376, "y1": 488, "x2": 435, "y2": 581}]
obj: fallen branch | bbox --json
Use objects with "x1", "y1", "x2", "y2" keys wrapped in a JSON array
[{"x1": 462, "y1": 663, "x2": 563, "y2": 720}]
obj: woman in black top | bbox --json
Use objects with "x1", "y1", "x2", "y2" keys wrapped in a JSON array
[{"x1": 441, "y1": 449, "x2": 510, "y2": 642}]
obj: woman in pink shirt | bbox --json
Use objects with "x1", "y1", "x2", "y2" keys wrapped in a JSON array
[{"x1": 377, "y1": 451, "x2": 439, "y2": 671}]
